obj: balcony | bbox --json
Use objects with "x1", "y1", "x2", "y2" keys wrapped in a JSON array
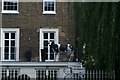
[{"x1": 0, "y1": 61, "x2": 84, "y2": 80}]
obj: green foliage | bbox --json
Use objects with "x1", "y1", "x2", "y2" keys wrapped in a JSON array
[{"x1": 74, "y1": 2, "x2": 120, "y2": 79}]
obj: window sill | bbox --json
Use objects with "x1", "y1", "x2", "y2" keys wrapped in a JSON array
[
  {"x1": 43, "y1": 11, "x2": 56, "y2": 15},
  {"x1": 0, "y1": 60, "x2": 17, "y2": 61},
  {"x1": 1, "y1": 11, "x2": 19, "y2": 14}
]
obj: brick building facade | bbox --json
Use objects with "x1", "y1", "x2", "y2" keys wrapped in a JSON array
[
  {"x1": 1, "y1": 1, "x2": 75, "y2": 62},
  {"x1": 0, "y1": 1, "x2": 84, "y2": 79}
]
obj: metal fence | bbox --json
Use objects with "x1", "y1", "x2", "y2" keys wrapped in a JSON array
[{"x1": 83, "y1": 70, "x2": 115, "y2": 80}]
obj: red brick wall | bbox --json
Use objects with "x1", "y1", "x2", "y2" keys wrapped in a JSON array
[{"x1": 2, "y1": 2, "x2": 75, "y2": 61}]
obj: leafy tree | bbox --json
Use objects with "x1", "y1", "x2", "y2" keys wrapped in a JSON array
[{"x1": 74, "y1": 2, "x2": 120, "y2": 79}]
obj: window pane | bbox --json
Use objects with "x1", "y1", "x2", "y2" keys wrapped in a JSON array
[
  {"x1": 10, "y1": 6, "x2": 13, "y2": 10},
  {"x1": 11, "y1": 40, "x2": 15, "y2": 46},
  {"x1": 5, "y1": 40, "x2": 9, "y2": 46},
  {"x1": 50, "y1": 54, "x2": 54, "y2": 59},
  {"x1": 44, "y1": 47, "x2": 48, "y2": 53},
  {"x1": 50, "y1": 48, "x2": 54, "y2": 53},
  {"x1": 51, "y1": 6, "x2": 54, "y2": 11},
  {"x1": 10, "y1": 2, "x2": 13, "y2": 5},
  {"x1": 44, "y1": 2, "x2": 54, "y2": 11},
  {"x1": 4, "y1": 47, "x2": 9, "y2": 53},
  {"x1": 50, "y1": 2, "x2": 54, "y2": 11},
  {"x1": 14, "y1": 2, "x2": 17, "y2": 6},
  {"x1": 4, "y1": 6, "x2": 7, "y2": 10},
  {"x1": 44, "y1": 41, "x2": 48, "y2": 46},
  {"x1": 5, "y1": 33, "x2": 9, "y2": 39},
  {"x1": 11, "y1": 47, "x2": 15, "y2": 53},
  {"x1": 11, "y1": 54, "x2": 15, "y2": 60},
  {"x1": 4, "y1": 54, "x2": 9, "y2": 59},
  {"x1": 7, "y1": 2, "x2": 11, "y2": 5},
  {"x1": 45, "y1": 2, "x2": 48, "y2": 11},
  {"x1": 50, "y1": 33, "x2": 54, "y2": 39},
  {"x1": 3, "y1": 1, "x2": 18, "y2": 11},
  {"x1": 45, "y1": 54, "x2": 48, "y2": 59},
  {"x1": 4, "y1": 2, "x2": 7, "y2": 5},
  {"x1": 44, "y1": 33, "x2": 48, "y2": 39},
  {"x1": 14, "y1": 5, "x2": 17, "y2": 10},
  {"x1": 11, "y1": 33, "x2": 15, "y2": 39}
]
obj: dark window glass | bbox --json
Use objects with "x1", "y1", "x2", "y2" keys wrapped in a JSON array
[
  {"x1": 4, "y1": 6, "x2": 7, "y2": 10},
  {"x1": 7, "y1": 2, "x2": 11, "y2": 5},
  {"x1": 14, "y1": 5, "x2": 17, "y2": 10},
  {"x1": 5, "y1": 33, "x2": 9, "y2": 39},
  {"x1": 3, "y1": 1, "x2": 17, "y2": 11},
  {"x1": 48, "y1": 2, "x2": 51, "y2": 11},
  {"x1": 44, "y1": 33, "x2": 48, "y2": 39},
  {"x1": 50, "y1": 33, "x2": 54, "y2": 39},
  {"x1": 11, "y1": 47, "x2": 15, "y2": 53},
  {"x1": 10, "y1": 2, "x2": 13, "y2": 5},
  {"x1": 10, "y1": 6, "x2": 14, "y2": 10},
  {"x1": 5, "y1": 40, "x2": 9, "y2": 46},
  {"x1": 45, "y1": 2, "x2": 54, "y2": 11},
  {"x1": 4, "y1": 2, "x2": 7, "y2": 5},
  {"x1": 44, "y1": 47, "x2": 48, "y2": 53},
  {"x1": 11, "y1": 33, "x2": 15, "y2": 39},
  {"x1": 45, "y1": 54, "x2": 48, "y2": 59},
  {"x1": 11, "y1": 54, "x2": 15, "y2": 60},
  {"x1": 44, "y1": 41, "x2": 48, "y2": 46},
  {"x1": 11, "y1": 40, "x2": 15, "y2": 46},
  {"x1": 50, "y1": 48, "x2": 54, "y2": 53},
  {"x1": 50, "y1": 54, "x2": 54, "y2": 59},
  {"x1": 45, "y1": 2, "x2": 48, "y2": 11},
  {"x1": 4, "y1": 54, "x2": 9, "y2": 59},
  {"x1": 4, "y1": 47, "x2": 9, "y2": 53},
  {"x1": 51, "y1": 2, "x2": 54, "y2": 11}
]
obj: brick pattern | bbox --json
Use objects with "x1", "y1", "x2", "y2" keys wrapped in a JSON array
[{"x1": 2, "y1": 2, "x2": 75, "y2": 61}]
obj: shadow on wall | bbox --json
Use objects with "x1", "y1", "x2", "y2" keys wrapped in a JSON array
[{"x1": 24, "y1": 50, "x2": 32, "y2": 62}]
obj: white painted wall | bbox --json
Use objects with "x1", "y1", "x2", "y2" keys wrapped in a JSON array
[
  {"x1": 57, "y1": 68, "x2": 65, "y2": 78},
  {"x1": 20, "y1": 67, "x2": 36, "y2": 78}
]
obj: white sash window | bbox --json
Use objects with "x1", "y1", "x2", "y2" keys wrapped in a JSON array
[
  {"x1": 43, "y1": 0, "x2": 56, "y2": 14},
  {"x1": 2, "y1": 0, "x2": 19, "y2": 14},
  {"x1": 39, "y1": 28, "x2": 58, "y2": 61},
  {"x1": 0, "y1": 28, "x2": 19, "y2": 61}
]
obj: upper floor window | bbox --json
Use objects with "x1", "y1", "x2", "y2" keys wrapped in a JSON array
[
  {"x1": 43, "y1": 0, "x2": 56, "y2": 14},
  {"x1": 1, "y1": 0, "x2": 19, "y2": 14},
  {"x1": 0, "y1": 28, "x2": 19, "y2": 61}
]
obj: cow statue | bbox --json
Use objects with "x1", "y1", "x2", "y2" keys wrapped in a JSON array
[{"x1": 48, "y1": 40, "x2": 74, "y2": 61}]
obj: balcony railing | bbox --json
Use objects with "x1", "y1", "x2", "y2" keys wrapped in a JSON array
[{"x1": 0, "y1": 61, "x2": 84, "y2": 80}]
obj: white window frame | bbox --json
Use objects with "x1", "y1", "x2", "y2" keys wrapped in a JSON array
[
  {"x1": 39, "y1": 28, "x2": 59, "y2": 61},
  {"x1": 0, "y1": 28, "x2": 19, "y2": 61},
  {"x1": 1, "y1": 0, "x2": 19, "y2": 14},
  {"x1": 43, "y1": 0, "x2": 56, "y2": 14}
]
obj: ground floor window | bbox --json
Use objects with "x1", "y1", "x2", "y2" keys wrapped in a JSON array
[
  {"x1": 39, "y1": 28, "x2": 59, "y2": 61},
  {"x1": 0, "y1": 28, "x2": 19, "y2": 61}
]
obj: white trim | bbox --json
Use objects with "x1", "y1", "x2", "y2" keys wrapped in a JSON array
[
  {"x1": 1, "y1": 0, "x2": 19, "y2": 14},
  {"x1": 0, "y1": 61, "x2": 81, "y2": 67},
  {"x1": 39, "y1": 28, "x2": 59, "y2": 61},
  {"x1": 1, "y1": 11, "x2": 19, "y2": 14},
  {"x1": 43, "y1": 11, "x2": 56, "y2": 14},
  {"x1": 0, "y1": 28, "x2": 19, "y2": 61},
  {"x1": 43, "y1": 0, "x2": 56, "y2": 14}
]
